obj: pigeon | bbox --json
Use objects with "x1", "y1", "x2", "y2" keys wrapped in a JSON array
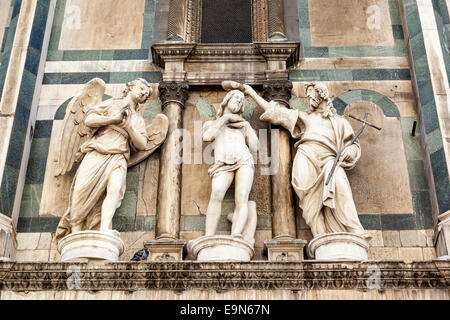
[{"x1": 131, "y1": 247, "x2": 149, "y2": 261}]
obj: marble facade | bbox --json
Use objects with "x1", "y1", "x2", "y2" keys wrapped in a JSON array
[{"x1": 0, "y1": 0, "x2": 449, "y2": 300}]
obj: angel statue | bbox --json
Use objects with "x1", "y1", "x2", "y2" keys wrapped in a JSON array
[
  {"x1": 53, "y1": 78, "x2": 168, "y2": 241},
  {"x1": 224, "y1": 81, "x2": 370, "y2": 239}
]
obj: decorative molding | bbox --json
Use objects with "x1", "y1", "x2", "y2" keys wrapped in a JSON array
[
  {"x1": 255, "y1": 42, "x2": 300, "y2": 68},
  {"x1": 151, "y1": 43, "x2": 196, "y2": 69},
  {"x1": 151, "y1": 43, "x2": 299, "y2": 85},
  {"x1": 185, "y1": 0, "x2": 202, "y2": 43},
  {"x1": 188, "y1": 44, "x2": 265, "y2": 62},
  {"x1": 0, "y1": 261, "x2": 449, "y2": 291},
  {"x1": 154, "y1": 253, "x2": 176, "y2": 262},
  {"x1": 158, "y1": 81, "x2": 190, "y2": 108},
  {"x1": 253, "y1": 0, "x2": 269, "y2": 42}
]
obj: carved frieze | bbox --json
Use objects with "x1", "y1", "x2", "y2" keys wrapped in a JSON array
[{"x1": 0, "y1": 261, "x2": 449, "y2": 291}]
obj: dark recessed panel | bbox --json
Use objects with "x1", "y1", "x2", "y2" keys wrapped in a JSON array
[{"x1": 201, "y1": 0, "x2": 253, "y2": 43}]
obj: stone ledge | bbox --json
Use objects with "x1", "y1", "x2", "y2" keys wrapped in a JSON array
[{"x1": 0, "y1": 260, "x2": 448, "y2": 292}]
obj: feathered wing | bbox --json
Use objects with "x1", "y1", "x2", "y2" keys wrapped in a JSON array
[
  {"x1": 127, "y1": 113, "x2": 169, "y2": 167},
  {"x1": 53, "y1": 78, "x2": 106, "y2": 177}
]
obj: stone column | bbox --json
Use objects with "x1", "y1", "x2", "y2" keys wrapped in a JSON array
[
  {"x1": 156, "y1": 81, "x2": 189, "y2": 240},
  {"x1": 262, "y1": 80, "x2": 296, "y2": 240},
  {"x1": 167, "y1": 0, "x2": 188, "y2": 41},
  {"x1": 267, "y1": 0, "x2": 287, "y2": 41}
]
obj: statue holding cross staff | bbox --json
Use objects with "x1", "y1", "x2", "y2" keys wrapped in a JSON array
[{"x1": 226, "y1": 81, "x2": 379, "y2": 239}]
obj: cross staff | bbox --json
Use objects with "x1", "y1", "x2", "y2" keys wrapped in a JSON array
[{"x1": 325, "y1": 112, "x2": 382, "y2": 186}]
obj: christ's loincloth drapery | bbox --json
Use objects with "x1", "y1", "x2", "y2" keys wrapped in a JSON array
[{"x1": 204, "y1": 120, "x2": 255, "y2": 177}]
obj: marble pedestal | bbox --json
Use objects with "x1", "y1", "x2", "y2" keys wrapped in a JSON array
[
  {"x1": 57, "y1": 230, "x2": 125, "y2": 262},
  {"x1": 307, "y1": 232, "x2": 371, "y2": 261},
  {"x1": 144, "y1": 239, "x2": 186, "y2": 261},
  {"x1": 264, "y1": 239, "x2": 307, "y2": 261},
  {"x1": 187, "y1": 235, "x2": 254, "y2": 262}
]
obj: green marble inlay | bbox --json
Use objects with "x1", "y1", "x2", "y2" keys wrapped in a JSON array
[
  {"x1": 0, "y1": 165, "x2": 19, "y2": 217},
  {"x1": 430, "y1": 148, "x2": 450, "y2": 212},
  {"x1": 380, "y1": 214, "x2": 416, "y2": 230},
  {"x1": 25, "y1": 138, "x2": 50, "y2": 185},
  {"x1": 19, "y1": 184, "x2": 43, "y2": 218},
  {"x1": 412, "y1": 191, "x2": 434, "y2": 229},
  {"x1": 0, "y1": 0, "x2": 22, "y2": 102},
  {"x1": 47, "y1": 0, "x2": 155, "y2": 61},
  {"x1": 359, "y1": 214, "x2": 381, "y2": 230},
  {"x1": 43, "y1": 71, "x2": 162, "y2": 84},
  {"x1": 401, "y1": 118, "x2": 424, "y2": 161},
  {"x1": 432, "y1": 0, "x2": 450, "y2": 85},
  {"x1": 289, "y1": 69, "x2": 410, "y2": 82},
  {"x1": 426, "y1": 129, "x2": 444, "y2": 154},
  {"x1": 289, "y1": 96, "x2": 307, "y2": 111},
  {"x1": 332, "y1": 89, "x2": 400, "y2": 117},
  {"x1": 117, "y1": 191, "x2": 137, "y2": 217},
  {"x1": 144, "y1": 98, "x2": 162, "y2": 119},
  {"x1": 243, "y1": 96, "x2": 257, "y2": 120},
  {"x1": 297, "y1": 0, "x2": 407, "y2": 58},
  {"x1": 187, "y1": 94, "x2": 217, "y2": 118},
  {"x1": 407, "y1": 160, "x2": 428, "y2": 191},
  {"x1": 125, "y1": 171, "x2": 139, "y2": 192}
]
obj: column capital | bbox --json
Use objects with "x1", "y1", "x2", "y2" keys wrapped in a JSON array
[
  {"x1": 262, "y1": 80, "x2": 293, "y2": 106},
  {"x1": 158, "y1": 81, "x2": 189, "y2": 108}
]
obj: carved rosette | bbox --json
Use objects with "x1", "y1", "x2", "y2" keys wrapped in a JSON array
[
  {"x1": 262, "y1": 80, "x2": 293, "y2": 107},
  {"x1": 158, "y1": 81, "x2": 190, "y2": 108}
]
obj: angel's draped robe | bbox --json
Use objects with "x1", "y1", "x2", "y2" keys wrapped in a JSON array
[
  {"x1": 260, "y1": 102, "x2": 365, "y2": 236},
  {"x1": 55, "y1": 101, "x2": 147, "y2": 241}
]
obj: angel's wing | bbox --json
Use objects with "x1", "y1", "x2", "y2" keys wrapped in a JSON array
[
  {"x1": 127, "y1": 113, "x2": 169, "y2": 167},
  {"x1": 53, "y1": 78, "x2": 106, "y2": 176}
]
